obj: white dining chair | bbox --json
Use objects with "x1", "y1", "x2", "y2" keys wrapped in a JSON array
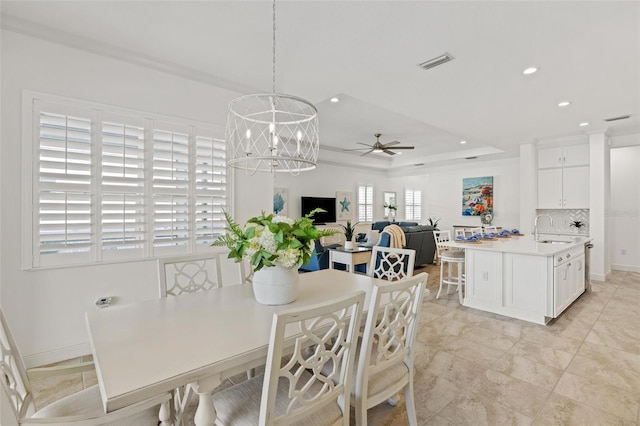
[
  {"x1": 0, "y1": 308, "x2": 172, "y2": 426},
  {"x1": 465, "y1": 227, "x2": 483, "y2": 237},
  {"x1": 353, "y1": 273, "x2": 428, "y2": 426},
  {"x1": 454, "y1": 229, "x2": 466, "y2": 240},
  {"x1": 367, "y1": 246, "x2": 416, "y2": 281},
  {"x1": 211, "y1": 291, "x2": 366, "y2": 425},
  {"x1": 157, "y1": 252, "x2": 224, "y2": 297}
]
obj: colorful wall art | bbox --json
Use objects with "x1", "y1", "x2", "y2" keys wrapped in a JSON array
[
  {"x1": 462, "y1": 176, "x2": 493, "y2": 216},
  {"x1": 273, "y1": 187, "x2": 288, "y2": 216}
]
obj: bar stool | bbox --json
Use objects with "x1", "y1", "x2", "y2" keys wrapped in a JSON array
[{"x1": 437, "y1": 249, "x2": 465, "y2": 303}]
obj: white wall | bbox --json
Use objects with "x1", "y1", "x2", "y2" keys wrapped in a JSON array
[
  {"x1": 610, "y1": 144, "x2": 640, "y2": 272},
  {"x1": 276, "y1": 157, "x2": 521, "y2": 236},
  {"x1": 0, "y1": 31, "x2": 271, "y2": 365}
]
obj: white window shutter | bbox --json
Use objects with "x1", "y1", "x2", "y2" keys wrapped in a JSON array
[
  {"x1": 37, "y1": 110, "x2": 94, "y2": 266},
  {"x1": 194, "y1": 134, "x2": 227, "y2": 245}
]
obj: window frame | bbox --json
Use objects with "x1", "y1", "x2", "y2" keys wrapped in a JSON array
[
  {"x1": 21, "y1": 91, "x2": 232, "y2": 270},
  {"x1": 404, "y1": 188, "x2": 422, "y2": 221},
  {"x1": 357, "y1": 184, "x2": 374, "y2": 223}
]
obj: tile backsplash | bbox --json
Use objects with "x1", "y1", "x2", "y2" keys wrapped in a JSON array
[{"x1": 534, "y1": 209, "x2": 589, "y2": 235}]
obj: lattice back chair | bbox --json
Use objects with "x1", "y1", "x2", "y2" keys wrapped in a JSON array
[
  {"x1": 367, "y1": 246, "x2": 416, "y2": 281},
  {"x1": 433, "y1": 230, "x2": 452, "y2": 265},
  {"x1": 465, "y1": 227, "x2": 483, "y2": 237},
  {"x1": 353, "y1": 273, "x2": 428, "y2": 426},
  {"x1": 157, "y1": 252, "x2": 224, "y2": 298},
  {"x1": 0, "y1": 308, "x2": 171, "y2": 425},
  {"x1": 484, "y1": 225, "x2": 498, "y2": 235},
  {"x1": 454, "y1": 229, "x2": 466, "y2": 240},
  {"x1": 212, "y1": 292, "x2": 365, "y2": 425}
]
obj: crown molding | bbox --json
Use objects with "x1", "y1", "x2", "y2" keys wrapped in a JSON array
[{"x1": 1, "y1": 14, "x2": 257, "y2": 95}]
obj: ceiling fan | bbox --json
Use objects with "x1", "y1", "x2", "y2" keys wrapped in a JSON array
[{"x1": 344, "y1": 133, "x2": 415, "y2": 156}]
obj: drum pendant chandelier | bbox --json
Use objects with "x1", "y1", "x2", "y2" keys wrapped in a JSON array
[{"x1": 226, "y1": 0, "x2": 319, "y2": 175}]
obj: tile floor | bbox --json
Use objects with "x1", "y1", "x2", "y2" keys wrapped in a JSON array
[{"x1": 32, "y1": 266, "x2": 640, "y2": 425}]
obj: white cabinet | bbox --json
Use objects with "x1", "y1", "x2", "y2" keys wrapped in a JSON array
[
  {"x1": 503, "y1": 254, "x2": 548, "y2": 317},
  {"x1": 538, "y1": 166, "x2": 589, "y2": 208},
  {"x1": 552, "y1": 247, "x2": 586, "y2": 317},
  {"x1": 464, "y1": 250, "x2": 502, "y2": 306},
  {"x1": 537, "y1": 142, "x2": 589, "y2": 209},
  {"x1": 538, "y1": 144, "x2": 589, "y2": 169}
]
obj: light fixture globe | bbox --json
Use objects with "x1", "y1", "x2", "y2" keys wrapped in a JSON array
[{"x1": 226, "y1": 92, "x2": 319, "y2": 174}]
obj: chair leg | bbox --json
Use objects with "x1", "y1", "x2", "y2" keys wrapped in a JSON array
[
  {"x1": 447, "y1": 261, "x2": 453, "y2": 294},
  {"x1": 457, "y1": 262, "x2": 464, "y2": 304},
  {"x1": 387, "y1": 394, "x2": 399, "y2": 406},
  {"x1": 355, "y1": 398, "x2": 368, "y2": 426},
  {"x1": 159, "y1": 399, "x2": 172, "y2": 426},
  {"x1": 436, "y1": 260, "x2": 445, "y2": 299},
  {"x1": 404, "y1": 377, "x2": 418, "y2": 426}
]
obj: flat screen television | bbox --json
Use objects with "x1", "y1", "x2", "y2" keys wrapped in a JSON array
[{"x1": 301, "y1": 197, "x2": 336, "y2": 224}]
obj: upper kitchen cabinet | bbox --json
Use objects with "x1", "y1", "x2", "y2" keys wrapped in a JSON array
[
  {"x1": 538, "y1": 143, "x2": 589, "y2": 169},
  {"x1": 537, "y1": 142, "x2": 590, "y2": 209}
]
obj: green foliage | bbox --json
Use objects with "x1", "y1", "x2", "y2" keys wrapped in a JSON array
[
  {"x1": 212, "y1": 208, "x2": 336, "y2": 271},
  {"x1": 570, "y1": 220, "x2": 584, "y2": 229},
  {"x1": 338, "y1": 220, "x2": 359, "y2": 241},
  {"x1": 384, "y1": 203, "x2": 398, "y2": 211},
  {"x1": 428, "y1": 217, "x2": 441, "y2": 229}
]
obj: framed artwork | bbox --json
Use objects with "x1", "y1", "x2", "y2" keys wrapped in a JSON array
[
  {"x1": 462, "y1": 176, "x2": 493, "y2": 216},
  {"x1": 336, "y1": 191, "x2": 354, "y2": 221},
  {"x1": 273, "y1": 187, "x2": 288, "y2": 216}
]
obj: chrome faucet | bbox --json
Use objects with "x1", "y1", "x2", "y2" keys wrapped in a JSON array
[{"x1": 534, "y1": 214, "x2": 553, "y2": 241}]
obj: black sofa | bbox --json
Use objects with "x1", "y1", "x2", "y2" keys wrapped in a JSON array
[{"x1": 369, "y1": 221, "x2": 437, "y2": 267}]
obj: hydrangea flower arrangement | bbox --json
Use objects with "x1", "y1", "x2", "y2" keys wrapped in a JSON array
[{"x1": 213, "y1": 209, "x2": 335, "y2": 271}]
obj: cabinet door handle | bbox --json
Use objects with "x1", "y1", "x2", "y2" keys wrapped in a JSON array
[
  {"x1": 566, "y1": 253, "x2": 571, "y2": 258},
  {"x1": 558, "y1": 157, "x2": 562, "y2": 164},
  {"x1": 563, "y1": 156, "x2": 566, "y2": 164}
]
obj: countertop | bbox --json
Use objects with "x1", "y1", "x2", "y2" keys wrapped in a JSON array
[{"x1": 442, "y1": 234, "x2": 590, "y2": 256}]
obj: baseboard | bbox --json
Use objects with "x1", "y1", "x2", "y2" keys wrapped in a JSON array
[
  {"x1": 590, "y1": 272, "x2": 607, "y2": 282},
  {"x1": 23, "y1": 342, "x2": 91, "y2": 368},
  {"x1": 611, "y1": 264, "x2": 640, "y2": 273}
]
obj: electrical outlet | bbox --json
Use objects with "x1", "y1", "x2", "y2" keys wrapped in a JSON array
[
  {"x1": 621, "y1": 249, "x2": 627, "y2": 255},
  {"x1": 95, "y1": 297, "x2": 113, "y2": 309}
]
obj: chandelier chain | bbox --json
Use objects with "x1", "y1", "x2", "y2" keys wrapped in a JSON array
[{"x1": 272, "y1": 0, "x2": 276, "y2": 94}]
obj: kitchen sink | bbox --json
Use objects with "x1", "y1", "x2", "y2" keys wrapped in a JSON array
[{"x1": 538, "y1": 240, "x2": 571, "y2": 244}]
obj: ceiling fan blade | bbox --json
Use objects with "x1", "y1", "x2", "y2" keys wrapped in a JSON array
[
  {"x1": 383, "y1": 141, "x2": 401, "y2": 147},
  {"x1": 342, "y1": 147, "x2": 372, "y2": 151},
  {"x1": 360, "y1": 149, "x2": 375, "y2": 156},
  {"x1": 382, "y1": 149, "x2": 397, "y2": 155},
  {"x1": 357, "y1": 142, "x2": 373, "y2": 147},
  {"x1": 388, "y1": 146, "x2": 415, "y2": 150}
]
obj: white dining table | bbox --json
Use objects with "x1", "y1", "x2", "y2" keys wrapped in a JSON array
[{"x1": 85, "y1": 268, "x2": 387, "y2": 426}]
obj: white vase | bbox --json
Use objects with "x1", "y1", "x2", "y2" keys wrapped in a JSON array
[
  {"x1": 344, "y1": 241, "x2": 353, "y2": 250},
  {"x1": 252, "y1": 264, "x2": 299, "y2": 305}
]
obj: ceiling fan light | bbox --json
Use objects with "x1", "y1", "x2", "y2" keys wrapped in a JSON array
[{"x1": 373, "y1": 148, "x2": 383, "y2": 153}]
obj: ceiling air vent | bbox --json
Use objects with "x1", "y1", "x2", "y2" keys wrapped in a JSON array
[
  {"x1": 604, "y1": 114, "x2": 631, "y2": 122},
  {"x1": 418, "y1": 53, "x2": 455, "y2": 71}
]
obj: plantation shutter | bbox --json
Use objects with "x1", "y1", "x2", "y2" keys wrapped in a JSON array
[
  {"x1": 27, "y1": 93, "x2": 230, "y2": 268},
  {"x1": 405, "y1": 189, "x2": 422, "y2": 221},
  {"x1": 194, "y1": 133, "x2": 227, "y2": 245},
  {"x1": 152, "y1": 124, "x2": 191, "y2": 252},
  {"x1": 358, "y1": 185, "x2": 373, "y2": 222},
  {"x1": 100, "y1": 115, "x2": 146, "y2": 259},
  {"x1": 36, "y1": 106, "x2": 94, "y2": 267}
]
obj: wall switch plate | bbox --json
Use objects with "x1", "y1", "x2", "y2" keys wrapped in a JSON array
[{"x1": 95, "y1": 297, "x2": 113, "y2": 309}]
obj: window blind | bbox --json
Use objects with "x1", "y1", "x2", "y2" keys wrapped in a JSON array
[
  {"x1": 28, "y1": 96, "x2": 229, "y2": 268},
  {"x1": 358, "y1": 185, "x2": 373, "y2": 222},
  {"x1": 405, "y1": 189, "x2": 422, "y2": 221}
]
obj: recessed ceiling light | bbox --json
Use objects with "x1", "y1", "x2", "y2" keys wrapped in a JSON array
[
  {"x1": 523, "y1": 67, "x2": 538, "y2": 75},
  {"x1": 460, "y1": 140, "x2": 467, "y2": 145},
  {"x1": 579, "y1": 122, "x2": 590, "y2": 127},
  {"x1": 330, "y1": 97, "x2": 340, "y2": 103},
  {"x1": 558, "y1": 101, "x2": 571, "y2": 107}
]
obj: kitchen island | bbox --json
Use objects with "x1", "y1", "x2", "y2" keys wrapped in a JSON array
[{"x1": 444, "y1": 235, "x2": 589, "y2": 325}]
